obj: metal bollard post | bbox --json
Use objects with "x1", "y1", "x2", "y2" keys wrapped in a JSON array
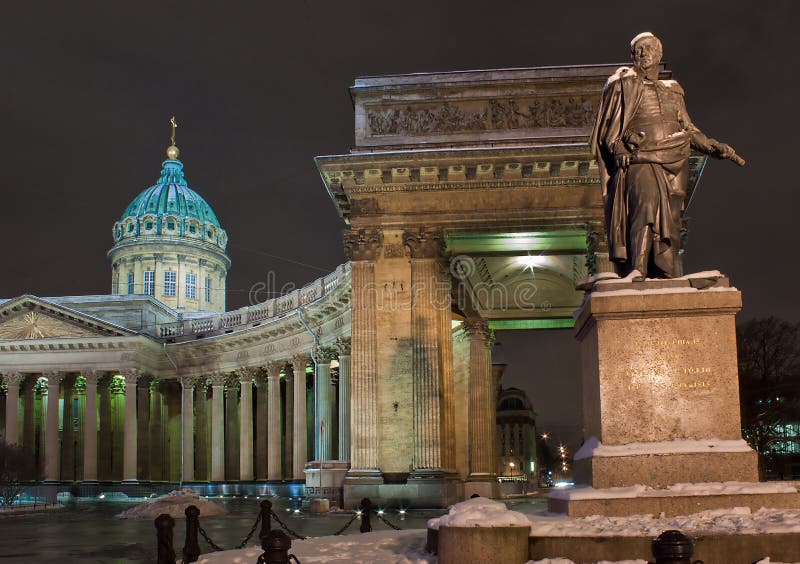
[
  {"x1": 183, "y1": 505, "x2": 201, "y2": 563},
  {"x1": 257, "y1": 530, "x2": 296, "y2": 564},
  {"x1": 652, "y1": 530, "x2": 701, "y2": 564},
  {"x1": 259, "y1": 499, "x2": 273, "y2": 539},
  {"x1": 359, "y1": 497, "x2": 372, "y2": 533},
  {"x1": 154, "y1": 513, "x2": 176, "y2": 564}
]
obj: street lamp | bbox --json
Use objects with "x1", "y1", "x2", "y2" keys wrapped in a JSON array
[{"x1": 509, "y1": 461, "x2": 515, "y2": 478}]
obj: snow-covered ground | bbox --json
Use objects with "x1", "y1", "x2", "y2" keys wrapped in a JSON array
[
  {"x1": 117, "y1": 488, "x2": 227, "y2": 519},
  {"x1": 194, "y1": 530, "x2": 434, "y2": 564}
]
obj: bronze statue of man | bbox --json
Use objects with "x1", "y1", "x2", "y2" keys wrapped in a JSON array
[{"x1": 591, "y1": 32, "x2": 743, "y2": 281}]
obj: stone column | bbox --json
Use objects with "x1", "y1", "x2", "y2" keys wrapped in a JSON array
[
  {"x1": 98, "y1": 376, "x2": 112, "y2": 480},
  {"x1": 182, "y1": 376, "x2": 196, "y2": 482},
  {"x1": 3, "y1": 372, "x2": 23, "y2": 445},
  {"x1": 254, "y1": 371, "x2": 268, "y2": 480},
  {"x1": 61, "y1": 376, "x2": 75, "y2": 481},
  {"x1": 437, "y1": 258, "x2": 456, "y2": 473},
  {"x1": 210, "y1": 373, "x2": 226, "y2": 482},
  {"x1": 291, "y1": 355, "x2": 310, "y2": 480},
  {"x1": 405, "y1": 229, "x2": 444, "y2": 472},
  {"x1": 149, "y1": 381, "x2": 164, "y2": 481},
  {"x1": 314, "y1": 349, "x2": 336, "y2": 461},
  {"x1": 283, "y1": 367, "x2": 294, "y2": 480},
  {"x1": 122, "y1": 370, "x2": 140, "y2": 482},
  {"x1": 137, "y1": 376, "x2": 151, "y2": 481},
  {"x1": 336, "y1": 339, "x2": 351, "y2": 461},
  {"x1": 44, "y1": 372, "x2": 64, "y2": 482},
  {"x1": 22, "y1": 377, "x2": 35, "y2": 480},
  {"x1": 82, "y1": 371, "x2": 100, "y2": 482},
  {"x1": 266, "y1": 361, "x2": 283, "y2": 481},
  {"x1": 343, "y1": 228, "x2": 382, "y2": 476},
  {"x1": 239, "y1": 369, "x2": 255, "y2": 481},
  {"x1": 465, "y1": 319, "x2": 496, "y2": 485},
  {"x1": 193, "y1": 381, "x2": 208, "y2": 481},
  {"x1": 224, "y1": 376, "x2": 240, "y2": 480}
]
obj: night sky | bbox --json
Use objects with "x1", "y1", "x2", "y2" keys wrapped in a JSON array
[{"x1": 1, "y1": 2, "x2": 797, "y2": 450}]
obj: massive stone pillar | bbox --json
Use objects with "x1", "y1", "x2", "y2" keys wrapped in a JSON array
[
  {"x1": 44, "y1": 372, "x2": 64, "y2": 482},
  {"x1": 465, "y1": 319, "x2": 497, "y2": 496},
  {"x1": 291, "y1": 355, "x2": 310, "y2": 481},
  {"x1": 266, "y1": 361, "x2": 283, "y2": 481},
  {"x1": 405, "y1": 229, "x2": 445, "y2": 472},
  {"x1": 343, "y1": 228, "x2": 382, "y2": 479},
  {"x1": 210, "y1": 373, "x2": 226, "y2": 482},
  {"x1": 314, "y1": 349, "x2": 336, "y2": 461},
  {"x1": 437, "y1": 258, "x2": 456, "y2": 474},
  {"x1": 122, "y1": 370, "x2": 140, "y2": 482},
  {"x1": 336, "y1": 339, "x2": 351, "y2": 461},
  {"x1": 3, "y1": 372, "x2": 23, "y2": 445},
  {"x1": 239, "y1": 369, "x2": 255, "y2": 481},
  {"x1": 82, "y1": 371, "x2": 100, "y2": 482},
  {"x1": 182, "y1": 376, "x2": 196, "y2": 482},
  {"x1": 149, "y1": 381, "x2": 164, "y2": 481},
  {"x1": 255, "y1": 371, "x2": 268, "y2": 480}
]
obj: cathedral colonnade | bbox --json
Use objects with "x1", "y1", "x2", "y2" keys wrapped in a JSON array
[{"x1": 0, "y1": 348, "x2": 353, "y2": 485}]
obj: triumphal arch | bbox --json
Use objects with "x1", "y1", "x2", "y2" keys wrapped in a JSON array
[{"x1": 316, "y1": 63, "x2": 706, "y2": 506}]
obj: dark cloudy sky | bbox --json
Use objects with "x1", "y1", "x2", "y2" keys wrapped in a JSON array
[{"x1": 1, "y1": 1, "x2": 797, "y2": 447}]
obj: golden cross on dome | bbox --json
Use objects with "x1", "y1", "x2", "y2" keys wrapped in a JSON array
[{"x1": 170, "y1": 116, "x2": 178, "y2": 146}]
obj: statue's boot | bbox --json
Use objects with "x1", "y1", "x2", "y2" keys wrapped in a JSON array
[{"x1": 630, "y1": 225, "x2": 653, "y2": 282}]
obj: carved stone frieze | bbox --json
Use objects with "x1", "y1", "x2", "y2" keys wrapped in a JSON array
[
  {"x1": 343, "y1": 228, "x2": 383, "y2": 261},
  {"x1": 366, "y1": 96, "x2": 596, "y2": 136}
]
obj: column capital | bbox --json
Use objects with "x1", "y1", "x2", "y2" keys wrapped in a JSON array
[
  {"x1": 120, "y1": 369, "x2": 141, "y2": 386},
  {"x1": 314, "y1": 346, "x2": 338, "y2": 364},
  {"x1": 290, "y1": 354, "x2": 311, "y2": 372},
  {"x1": 43, "y1": 371, "x2": 65, "y2": 385},
  {"x1": 266, "y1": 361, "x2": 284, "y2": 379},
  {"x1": 181, "y1": 375, "x2": 204, "y2": 389},
  {"x1": 82, "y1": 370, "x2": 105, "y2": 386},
  {"x1": 208, "y1": 371, "x2": 227, "y2": 386},
  {"x1": 403, "y1": 227, "x2": 444, "y2": 259},
  {"x1": 253, "y1": 369, "x2": 268, "y2": 388},
  {"x1": 343, "y1": 228, "x2": 383, "y2": 261},
  {"x1": 463, "y1": 318, "x2": 491, "y2": 342},
  {"x1": 3, "y1": 371, "x2": 24, "y2": 386},
  {"x1": 335, "y1": 337, "x2": 351, "y2": 357},
  {"x1": 236, "y1": 366, "x2": 258, "y2": 385}
]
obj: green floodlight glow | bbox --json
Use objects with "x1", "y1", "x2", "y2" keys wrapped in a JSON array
[
  {"x1": 445, "y1": 230, "x2": 586, "y2": 254},
  {"x1": 488, "y1": 318, "x2": 574, "y2": 331}
]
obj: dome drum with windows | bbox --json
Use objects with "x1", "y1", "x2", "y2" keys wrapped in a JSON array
[{"x1": 108, "y1": 131, "x2": 230, "y2": 313}]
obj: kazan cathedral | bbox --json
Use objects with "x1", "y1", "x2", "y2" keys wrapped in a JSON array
[{"x1": 0, "y1": 65, "x2": 641, "y2": 509}]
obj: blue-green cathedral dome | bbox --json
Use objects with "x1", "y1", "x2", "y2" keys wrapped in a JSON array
[{"x1": 121, "y1": 159, "x2": 220, "y2": 227}]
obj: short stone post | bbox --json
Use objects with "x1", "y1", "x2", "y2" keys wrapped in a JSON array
[
  {"x1": 154, "y1": 513, "x2": 176, "y2": 564},
  {"x1": 182, "y1": 505, "x2": 201, "y2": 563},
  {"x1": 259, "y1": 499, "x2": 273, "y2": 540},
  {"x1": 359, "y1": 497, "x2": 372, "y2": 533},
  {"x1": 257, "y1": 530, "x2": 293, "y2": 564},
  {"x1": 652, "y1": 530, "x2": 695, "y2": 564}
]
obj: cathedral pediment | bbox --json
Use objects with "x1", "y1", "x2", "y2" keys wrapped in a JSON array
[{"x1": 0, "y1": 296, "x2": 136, "y2": 340}]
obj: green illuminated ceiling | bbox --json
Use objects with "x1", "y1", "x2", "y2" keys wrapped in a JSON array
[
  {"x1": 445, "y1": 230, "x2": 586, "y2": 254},
  {"x1": 489, "y1": 318, "x2": 575, "y2": 331}
]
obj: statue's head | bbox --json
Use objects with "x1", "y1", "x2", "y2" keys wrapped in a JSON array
[{"x1": 630, "y1": 32, "x2": 662, "y2": 73}]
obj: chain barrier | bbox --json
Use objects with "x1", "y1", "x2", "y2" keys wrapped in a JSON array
[
  {"x1": 233, "y1": 512, "x2": 262, "y2": 550},
  {"x1": 197, "y1": 512, "x2": 262, "y2": 552},
  {"x1": 376, "y1": 513, "x2": 403, "y2": 531},
  {"x1": 198, "y1": 525, "x2": 226, "y2": 552},
  {"x1": 270, "y1": 509, "x2": 308, "y2": 540},
  {"x1": 330, "y1": 512, "x2": 359, "y2": 535}
]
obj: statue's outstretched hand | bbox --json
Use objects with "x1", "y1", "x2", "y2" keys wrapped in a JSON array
[
  {"x1": 615, "y1": 154, "x2": 631, "y2": 169},
  {"x1": 713, "y1": 142, "x2": 745, "y2": 166}
]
